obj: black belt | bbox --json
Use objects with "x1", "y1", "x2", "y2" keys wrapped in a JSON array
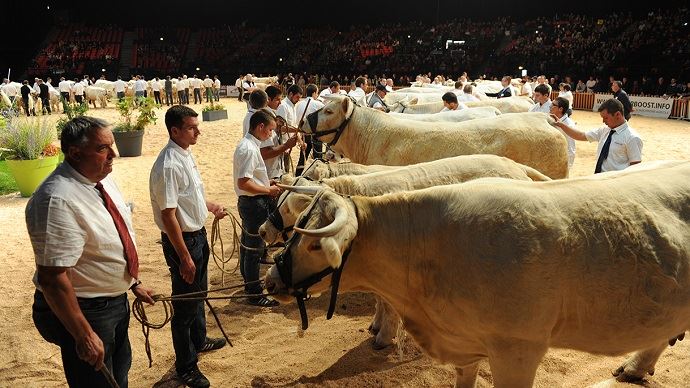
[{"x1": 182, "y1": 227, "x2": 205, "y2": 237}]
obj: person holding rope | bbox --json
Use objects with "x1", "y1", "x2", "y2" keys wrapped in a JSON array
[
  {"x1": 149, "y1": 105, "x2": 227, "y2": 388},
  {"x1": 27, "y1": 116, "x2": 156, "y2": 388},
  {"x1": 295, "y1": 84, "x2": 326, "y2": 175},
  {"x1": 233, "y1": 110, "x2": 285, "y2": 307}
]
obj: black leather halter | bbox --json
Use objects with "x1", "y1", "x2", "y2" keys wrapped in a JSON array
[
  {"x1": 304, "y1": 101, "x2": 356, "y2": 147},
  {"x1": 273, "y1": 191, "x2": 355, "y2": 330}
]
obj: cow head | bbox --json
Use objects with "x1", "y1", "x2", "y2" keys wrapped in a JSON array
[
  {"x1": 387, "y1": 96, "x2": 418, "y2": 113},
  {"x1": 258, "y1": 179, "x2": 321, "y2": 245},
  {"x1": 300, "y1": 96, "x2": 355, "y2": 143},
  {"x1": 265, "y1": 189, "x2": 358, "y2": 304}
]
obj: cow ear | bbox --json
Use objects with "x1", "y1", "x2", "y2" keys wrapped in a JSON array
[
  {"x1": 342, "y1": 97, "x2": 355, "y2": 120},
  {"x1": 321, "y1": 237, "x2": 343, "y2": 269}
]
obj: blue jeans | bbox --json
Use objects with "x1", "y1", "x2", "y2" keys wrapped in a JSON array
[
  {"x1": 238, "y1": 195, "x2": 275, "y2": 294},
  {"x1": 161, "y1": 229, "x2": 209, "y2": 374},
  {"x1": 32, "y1": 290, "x2": 131, "y2": 388}
]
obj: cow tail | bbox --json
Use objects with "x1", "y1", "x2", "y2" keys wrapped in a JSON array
[{"x1": 523, "y1": 166, "x2": 552, "y2": 181}]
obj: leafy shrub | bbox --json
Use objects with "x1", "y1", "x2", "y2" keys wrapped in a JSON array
[{"x1": 113, "y1": 96, "x2": 160, "y2": 131}]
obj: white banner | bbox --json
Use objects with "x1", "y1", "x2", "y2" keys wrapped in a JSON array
[{"x1": 593, "y1": 94, "x2": 673, "y2": 119}]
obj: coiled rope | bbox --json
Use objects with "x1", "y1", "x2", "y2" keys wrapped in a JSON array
[{"x1": 132, "y1": 280, "x2": 270, "y2": 367}]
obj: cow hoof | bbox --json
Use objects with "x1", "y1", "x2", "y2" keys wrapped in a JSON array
[
  {"x1": 372, "y1": 340, "x2": 392, "y2": 350},
  {"x1": 612, "y1": 364, "x2": 652, "y2": 383}
]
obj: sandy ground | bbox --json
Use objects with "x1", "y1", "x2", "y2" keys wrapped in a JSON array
[{"x1": 1, "y1": 99, "x2": 690, "y2": 387}]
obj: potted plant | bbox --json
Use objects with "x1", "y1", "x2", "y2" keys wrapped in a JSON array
[
  {"x1": 112, "y1": 96, "x2": 160, "y2": 157},
  {"x1": 201, "y1": 99, "x2": 228, "y2": 121},
  {"x1": 0, "y1": 113, "x2": 60, "y2": 197}
]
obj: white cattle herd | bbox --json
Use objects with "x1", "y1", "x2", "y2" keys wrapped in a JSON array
[
  {"x1": 250, "y1": 83, "x2": 685, "y2": 386},
  {"x1": 4, "y1": 73, "x2": 687, "y2": 386}
]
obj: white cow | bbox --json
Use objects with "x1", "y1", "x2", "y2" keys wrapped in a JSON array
[
  {"x1": 388, "y1": 106, "x2": 501, "y2": 122},
  {"x1": 395, "y1": 86, "x2": 451, "y2": 93},
  {"x1": 384, "y1": 92, "x2": 445, "y2": 105},
  {"x1": 296, "y1": 160, "x2": 399, "y2": 181},
  {"x1": 94, "y1": 79, "x2": 115, "y2": 93},
  {"x1": 261, "y1": 155, "x2": 551, "y2": 349},
  {"x1": 301, "y1": 96, "x2": 568, "y2": 179},
  {"x1": 266, "y1": 160, "x2": 690, "y2": 387},
  {"x1": 85, "y1": 86, "x2": 109, "y2": 108}
]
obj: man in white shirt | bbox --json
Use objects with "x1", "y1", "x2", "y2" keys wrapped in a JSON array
[
  {"x1": 549, "y1": 97, "x2": 577, "y2": 169},
  {"x1": 386, "y1": 78, "x2": 394, "y2": 92},
  {"x1": 296, "y1": 84, "x2": 326, "y2": 174},
  {"x1": 114, "y1": 76, "x2": 126, "y2": 101},
  {"x1": 191, "y1": 75, "x2": 202, "y2": 104},
  {"x1": 552, "y1": 98, "x2": 642, "y2": 174},
  {"x1": 134, "y1": 75, "x2": 147, "y2": 100},
  {"x1": 318, "y1": 81, "x2": 341, "y2": 100},
  {"x1": 212, "y1": 76, "x2": 221, "y2": 102},
  {"x1": 202, "y1": 75, "x2": 213, "y2": 103},
  {"x1": 457, "y1": 84, "x2": 480, "y2": 102},
  {"x1": 151, "y1": 77, "x2": 162, "y2": 105},
  {"x1": 586, "y1": 76, "x2": 597, "y2": 93},
  {"x1": 347, "y1": 76, "x2": 367, "y2": 104},
  {"x1": 276, "y1": 84, "x2": 302, "y2": 128},
  {"x1": 72, "y1": 78, "x2": 85, "y2": 104},
  {"x1": 441, "y1": 92, "x2": 467, "y2": 111},
  {"x1": 149, "y1": 105, "x2": 227, "y2": 388},
  {"x1": 28, "y1": 116, "x2": 154, "y2": 388},
  {"x1": 58, "y1": 77, "x2": 71, "y2": 104},
  {"x1": 2, "y1": 78, "x2": 18, "y2": 102},
  {"x1": 529, "y1": 84, "x2": 552, "y2": 113},
  {"x1": 520, "y1": 77, "x2": 533, "y2": 98},
  {"x1": 233, "y1": 110, "x2": 283, "y2": 307},
  {"x1": 241, "y1": 74, "x2": 256, "y2": 108},
  {"x1": 182, "y1": 75, "x2": 190, "y2": 104}
]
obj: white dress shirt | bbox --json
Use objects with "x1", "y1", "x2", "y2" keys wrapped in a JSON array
[
  {"x1": 150, "y1": 140, "x2": 208, "y2": 232},
  {"x1": 72, "y1": 82, "x2": 84, "y2": 96},
  {"x1": 559, "y1": 90, "x2": 574, "y2": 110},
  {"x1": 260, "y1": 132, "x2": 285, "y2": 179},
  {"x1": 295, "y1": 97, "x2": 324, "y2": 126},
  {"x1": 242, "y1": 108, "x2": 257, "y2": 136},
  {"x1": 58, "y1": 80, "x2": 71, "y2": 93},
  {"x1": 151, "y1": 80, "x2": 161, "y2": 92},
  {"x1": 276, "y1": 97, "x2": 298, "y2": 127},
  {"x1": 26, "y1": 162, "x2": 134, "y2": 298},
  {"x1": 114, "y1": 80, "x2": 126, "y2": 93},
  {"x1": 203, "y1": 78, "x2": 213, "y2": 88},
  {"x1": 457, "y1": 93, "x2": 479, "y2": 102},
  {"x1": 529, "y1": 99, "x2": 552, "y2": 113},
  {"x1": 585, "y1": 121, "x2": 643, "y2": 172},
  {"x1": 347, "y1": 87, "x2": 366, "y2": 102},
  {"x1": 191, "y1": 78, "x2": 202, "y2": 88},
  {"x1": 555, "y1": 114, "x2": 577, "y2": 168},
  {"x1": 134, "y1": 79, "x2": 147, "y2": 92},
  {"x1": 233, "y1": 133, "x2": 270, "y2": 197},
  {"x1": 214, "y1": 79, "x2": 221, "y2": 89}
]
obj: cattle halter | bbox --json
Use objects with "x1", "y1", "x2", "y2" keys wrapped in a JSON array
[
  {"x1": 304, "y1": 100, "x2": 357, "y2": 147},
  {"x1": 273, "y1": 190, "x2": 355, "y2": 330}
]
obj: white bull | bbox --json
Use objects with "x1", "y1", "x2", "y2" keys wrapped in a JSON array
[
  {"x1": 261, "y1": 155, "x2": 551, "y2": 349},
  {"x1": 388, "y1": 106, "x2": 501, "y2": 122},
  {"x1": 301, "y1": 96, "x2": 568, "y2": 179},
  {"x1": 297, "y1": 160, "x2": 398, "y2": 181},
  {"x1": 384, "y1": 92, "x2": 444, "y2": 105},
  {"x1": 266, "y1": 160, "x2": 690, "y2": 387},
  {"x1": 85, "y1": 86, "x2": 109, "y2": 108}
]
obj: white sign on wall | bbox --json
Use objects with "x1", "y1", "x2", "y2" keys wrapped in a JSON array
[{"x1": 593, "y1": 94, "x2": 673, "y2": 119}]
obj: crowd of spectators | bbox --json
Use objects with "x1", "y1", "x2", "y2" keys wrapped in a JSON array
[{"x1": 24, "y1": 7, "x2": 690, "y2": 95}]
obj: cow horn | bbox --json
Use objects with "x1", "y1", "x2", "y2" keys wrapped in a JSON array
[
  {"x1": 276, "y1": 184, "x2": 321, "y2": 195},
  {"x1": 294, "y1": 207, "x2": 348, "y2": 237}
]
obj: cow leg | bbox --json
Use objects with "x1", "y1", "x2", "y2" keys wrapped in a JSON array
[
  {"x1": 612, "y1": 341, "x2": 668, "y2": 382},
  {"x1": 368, "y1": 295, "x2": 384, "y2": 335},
  {"x1": 486, "y1": 339, "x2": 547, "y2": 388},
  {"x1": 455, "y1": 363, "x2": 479, "y2": 388},
  {"x1": 374, "y1": 300, "x2": 400, "y2": 349}
]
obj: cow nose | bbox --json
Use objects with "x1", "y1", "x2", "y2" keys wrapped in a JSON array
[{"x1": 259, "y1": 228, "x2": 267, "y2": 240}]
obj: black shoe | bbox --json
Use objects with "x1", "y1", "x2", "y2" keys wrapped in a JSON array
[
  {"x1": 178, "y1": 365, "x2": 210, "y2": 388},
  {"x1": 246, "y1": 296, "x2": 279, "y2": 307},
  {"x1": 198, "y1": 337, "x2": 226, "y2": 353}
]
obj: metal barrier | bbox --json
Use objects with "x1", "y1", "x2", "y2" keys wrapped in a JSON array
[{"x1": 670, "y1": 98, "x2": 689, "y2": 119}]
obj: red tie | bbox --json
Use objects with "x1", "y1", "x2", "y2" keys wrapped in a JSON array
[{"x1": 95, "y1": 182, "x2": 139, "y2": 279}]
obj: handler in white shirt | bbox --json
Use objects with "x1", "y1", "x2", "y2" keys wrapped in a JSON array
[
  {"x1": 347, "y1": 76, "x2": 367, "y2": 102},
  {"x1": 552, "y1": 98, "x2": 642, "y2": 174},
  {"x1": 529, "y1": 84, "x2": 552, "y2": 113},
  {"x1": 233, "y1": 110, "x2": 283, "y2": 307},
  {"x1": 296, "y1": 84, "x2": 326, "y2": 173},
  {"x1": 549, "y1": 97, "x2": 577, "y2": 169}
]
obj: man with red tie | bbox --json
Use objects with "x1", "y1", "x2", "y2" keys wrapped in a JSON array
[{"x1": 26, "y1": 116, "x2": 155, "y2": 388}]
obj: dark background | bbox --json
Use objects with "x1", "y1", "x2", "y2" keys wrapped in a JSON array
[{"x1": 3, "y1": 0, "x2": 687, "y2": 78}]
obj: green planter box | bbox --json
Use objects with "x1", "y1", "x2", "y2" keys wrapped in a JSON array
[
  {"x1": 113, "y1": 130, "x2": 144, "y2": 157},
  {"x1": 6, "y1": 155, "x2": 59, "y2": 197},
  {"x1": 202, "y1": 110, "x2": 228, "y2": 121}
]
